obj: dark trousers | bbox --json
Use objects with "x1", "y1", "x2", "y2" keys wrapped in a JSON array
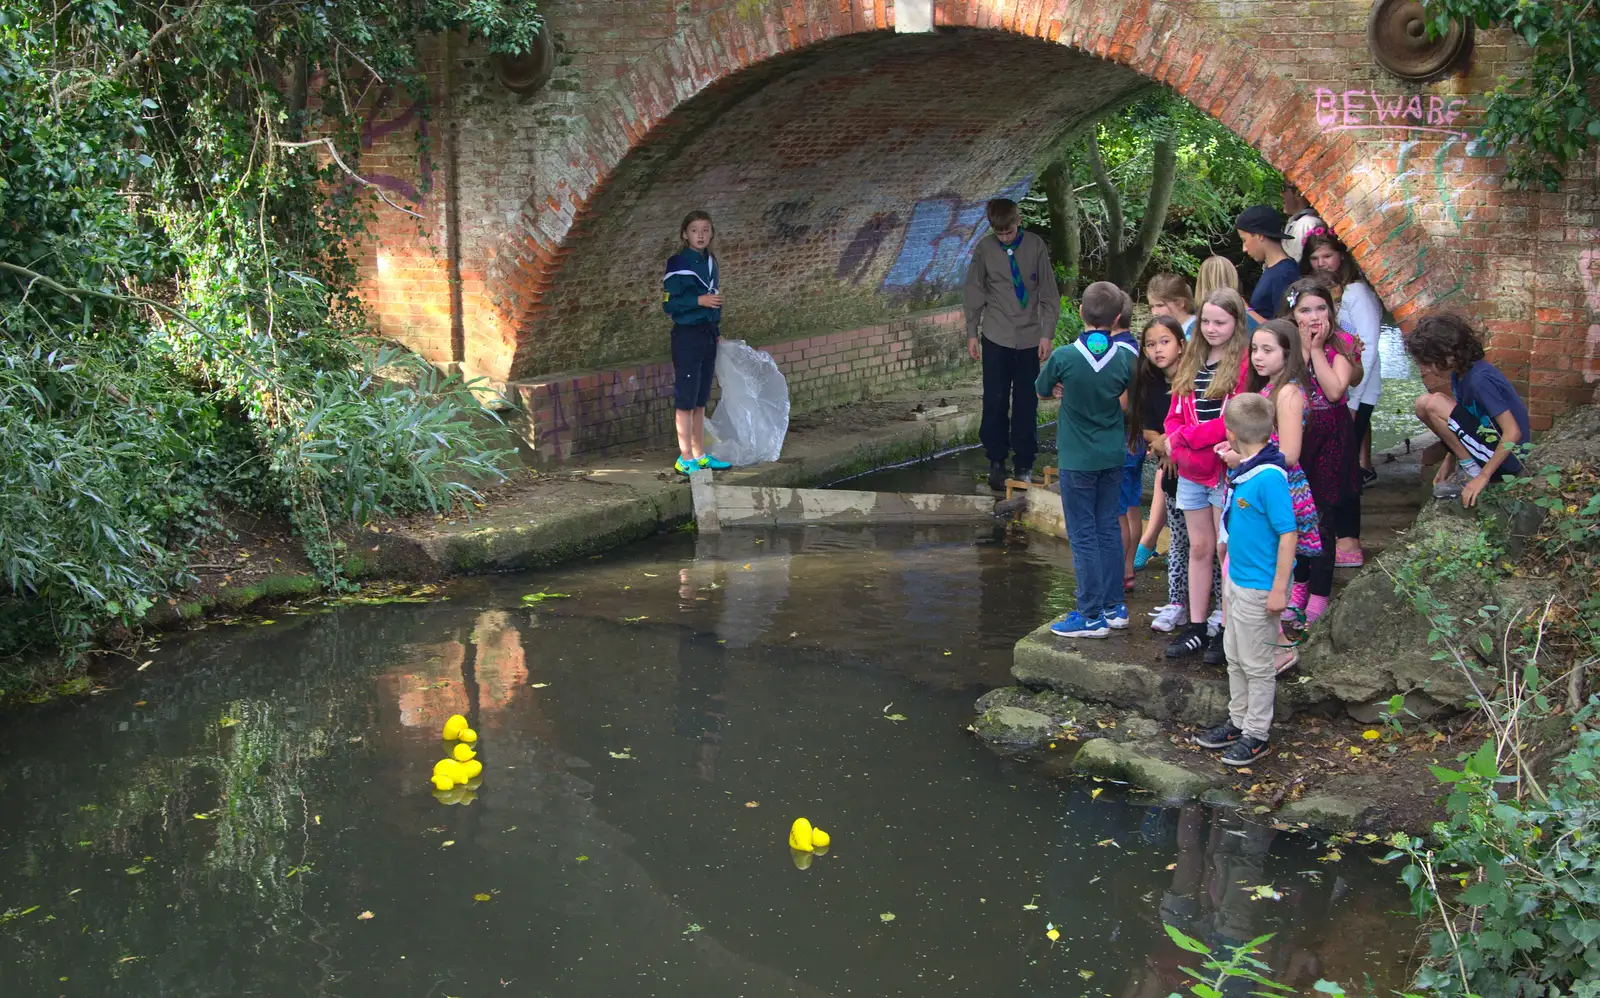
[
  {"x1": 981, "y1": 338, "x2": 1040, "y2": 471},
  {"x1": 1061, "y1": 468, "x2": 1124, "y2": 619}
]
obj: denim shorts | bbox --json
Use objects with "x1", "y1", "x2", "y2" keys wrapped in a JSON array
[
  {"x1": 671, "y1": 322, "x2": 719, "y2": 410},
  {"x1": 1175, "y1": 476, "x2": 1226, "y2": 511},
  {"x1": 1118, "y1": 455, "x2": 1145, "y2": 514}
]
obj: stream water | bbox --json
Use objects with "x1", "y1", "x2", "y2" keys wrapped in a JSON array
[{"x1": 0, "y1": 526, "x2": 1418, "y2": 996}]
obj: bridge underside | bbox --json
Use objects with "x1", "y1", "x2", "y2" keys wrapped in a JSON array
[{"x1": 518, "y1": 30, "x2": 1150, "y2": 379}]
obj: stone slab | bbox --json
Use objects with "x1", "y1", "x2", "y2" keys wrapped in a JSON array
[{"x1": 702, "y1": 484, "x2": 997, "y2": 528}]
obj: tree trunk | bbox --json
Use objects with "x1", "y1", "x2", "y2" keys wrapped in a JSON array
[
  {"x1": 1083, "y1": 132, "x2": 1124, "y2": 269},
  {"x1": 1120, "y1": 131, "x2": 1184, "y2": 287},
  {"x1": 1041, "y1": 157, "x2": 1081, "y2": 297}
]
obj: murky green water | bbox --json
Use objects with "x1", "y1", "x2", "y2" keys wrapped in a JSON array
[{"x1": 0, "y1": 528, "x2": 1414, "y2": 996}]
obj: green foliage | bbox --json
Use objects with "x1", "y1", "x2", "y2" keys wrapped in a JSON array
[
  {"x1": 1026, "y1": 92, "x2": 1282, "y2": 287},
  {"x1": 1391, "y1": 722, "x2": 1600, "y2": 998},
  {"x1": 1422, "y1": 0, "x2": 1600, "y2": 189},
  {"x1": 1158, "y1": 925, "x2": 1369, "y2": 998},
  {"x1": 1386, "y1": 459, "x2": 1600, "y2": 997},
  {"x1": 0, "y1": 1, "x2": 534, "y2": 665}
]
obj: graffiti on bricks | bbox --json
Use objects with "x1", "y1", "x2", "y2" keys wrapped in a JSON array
[
  {"x1": 1313, "y1": 88, "x2": 1470, "y2": 141},
  {"x1": 357, "y1": 86, "x2": 432, "y2": 205},
  {"x1": 762, "y1": 199, "x2": 832, "y2": 244},
  {"x1": 535, "y1": 364, "x2": 678, "y2": 457},
  {"x1": 1347, "y1": 136, "x2": 1489, "y2": 302},
  {"x1": 878, "y1": 179, "x2": 1031, "y2": 292},
  {"x1": 1577, "y1": 249, "x2": 1600, "y2": 383},
  {"x1": 836, "y1": 212, "x2": 902, "y2": 285}
]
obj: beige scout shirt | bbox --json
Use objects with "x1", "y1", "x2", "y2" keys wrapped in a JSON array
[{"x1": 962, "y1": 230, "x2": 1062, "y2": 350}]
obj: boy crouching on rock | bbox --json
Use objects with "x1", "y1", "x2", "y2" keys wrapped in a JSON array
[{"x1": 1192, "y1": 393, "x2": 1296, "y2": 766}]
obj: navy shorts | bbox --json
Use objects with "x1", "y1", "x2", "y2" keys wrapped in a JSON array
[
  {"x1": 671, "y1": 322, "x2": 719, "y2": 411},
  {"x1": 1119, "y1": 453, "x2": 1145, "y2": 514}
]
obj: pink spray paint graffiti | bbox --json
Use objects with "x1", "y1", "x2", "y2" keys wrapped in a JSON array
[
  {"x1": 1313, "y1": 88, "x2": 1470, "y2": 141},
  {"x1": 1576, "y1": 248, "x2": 1600, "y2": 383}
]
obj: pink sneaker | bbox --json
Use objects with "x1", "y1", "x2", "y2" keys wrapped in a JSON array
[
  {"x1": 1335, "y1": 548, "x2": 1365, "y2": 568},
  {"x1": 1281, "y1": 582, "x2": 1309, "y2": 623}
]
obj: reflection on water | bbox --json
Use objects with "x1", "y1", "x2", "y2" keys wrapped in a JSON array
[
  {"x1": 1373, "y1": 325, "x2": 1423, "y2": 454},
  {"x1": 0, "y1": 529, "x2": 1413, "y2": 996}
]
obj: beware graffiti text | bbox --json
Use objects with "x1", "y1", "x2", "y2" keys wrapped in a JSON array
[{"x1": 1314, "y1": 88, "x2": 1470, "y2": 140}]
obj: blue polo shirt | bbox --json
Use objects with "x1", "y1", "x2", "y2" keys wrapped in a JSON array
[{"x1": 1225, "y1": 456, "x2": 1297, "y2": 590}]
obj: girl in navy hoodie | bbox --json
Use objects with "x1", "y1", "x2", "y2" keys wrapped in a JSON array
[{"x1": 662, "y1": 211, "x2": 732, "y2": 474}]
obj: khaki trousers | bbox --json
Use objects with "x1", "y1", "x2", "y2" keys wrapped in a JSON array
[{"x1": 1222, "y1": 576, "x2": 1278, "y2": 741}]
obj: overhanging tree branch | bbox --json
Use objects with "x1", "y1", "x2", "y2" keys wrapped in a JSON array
[{"x1": 274, "y1": 137, "x2": 424, "y2": 218}]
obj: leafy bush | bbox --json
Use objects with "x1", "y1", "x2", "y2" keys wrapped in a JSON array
[{"x1": 0, "y1": 1, "x2": 535, "y2": 667}]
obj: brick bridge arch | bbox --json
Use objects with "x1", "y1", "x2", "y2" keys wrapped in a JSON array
[{"x1": 360, "y1": 0, "x2": 1597, "y2": 459}]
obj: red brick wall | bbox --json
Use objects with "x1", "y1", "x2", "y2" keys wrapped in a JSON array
[
  {"x1": 512, "y1": 309, "x2": 964, "y2": 462},
  {"x1": 350, "y1": 0, "x2": 1600, "y2": 440}
]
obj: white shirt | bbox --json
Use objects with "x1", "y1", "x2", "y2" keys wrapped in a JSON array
[{"x1": 1338, "y1": 282, "x2": 1383, "y2": 408}]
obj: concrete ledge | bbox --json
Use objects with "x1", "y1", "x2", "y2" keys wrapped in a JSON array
[{"x1": 371, "y1": 391, "x2": 991, "y2": 579}]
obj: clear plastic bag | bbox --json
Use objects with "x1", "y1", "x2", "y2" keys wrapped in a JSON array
[{"x1": 704, "y1": 339, "x2": 789, "y2": 466}]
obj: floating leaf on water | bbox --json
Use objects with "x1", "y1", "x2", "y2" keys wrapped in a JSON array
[
  {"x1": 682, "y1": 923, "x2": 704, "y2": 934},
  {"x1": 1318, "y1": 850, "x2": 1343, "y2": 863},
  {"x1": 473, "y1": 893, "x2": 492, "y2": 902},
  {"x1": 608, "y1": 750, "x2": 633, "y2": 759},
  {"x1": 1077, "y1": 969, "x2": 1093, "y2": 979},
  {"x1": 1090, "y1": 788, "x2": 1103, "y2": 800},
  {"x1": 1165, "y1": 863, "x2": 1177, "y2": 871},
  {"x1": 136, "y1": 661, "x2": 152, "y2": 671},
  {"x1": 441, "y1": 840, "x2": 455, "y2": 848},
  {"x1": 191, "y1": 812, "x2": 213, "y2": 820},
  {"x1": 357, "y1": 911, "x2": 374, "y2": 920},
  {"x1": 879, "y1": 912, "x2": 895, "y2": 923},
  {"x1": 575, "y1": 855, "x2": 589, "y2": 862},
  {"x1": 643, "y1": 573, "x2": 659, "y2": 577},
  {"x1": 744, "y1": 801, "x2": 760, "y2": 808},
  {"x1": 124, "y1": 866, "x2": 143, "y2": 875},
  {"x1": 1094, "y1": 838, "x2": 1119, "y2": 848},
  {"x1": 531, "y1": 683, "x2": 551, "y2": 689},
  {"x1": 218, "y1": 717, "x2": 240, "y2": 728},
  {"x1": 622, "y1": 616, "x2": 648, "y2": 623},
  {"x1": 521, "y1": 591, "x2": 571, "y2": 605},
  {"x1": 1249, "y1": 884, "x2": 1283, "y2": 901},
  {"x1": 0, "y1": 906, "x2": 40, "y2": 924}
]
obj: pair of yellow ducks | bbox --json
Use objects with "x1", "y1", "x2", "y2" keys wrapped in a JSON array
[
  {"x1": 789, "y1": 817, "x2": 831, "y2": 869},
  {"x1": 432, "y1": 714, "x2": 484, "y2": 802}
]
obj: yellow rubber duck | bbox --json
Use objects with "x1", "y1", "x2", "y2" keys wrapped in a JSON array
[
  {"x1": 452, "y1": 743, "x2": 476, "y2": 763},
  {"x1": 459, "y1": 759, "x2": 483, "y2": 780},
  {"x1": 442, "y1": 714, "x2": 468, "y2": 741},
  {"x1": 432, "y1": 774, "x2": 455, "y2": 791},
  {"x1": 811, "y1": 827, "x2": 830, "y2": 849},
  {"x1": 458, "y1": 727, "x2": 478, "y2": 745},
  {"x1": 788, "y1": 817, "x2": 814, "y2": 853}
]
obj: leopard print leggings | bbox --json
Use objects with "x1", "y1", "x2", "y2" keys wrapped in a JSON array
[{"x1": 1164, "y1": 492, "x2": 1221, "y2": 610}]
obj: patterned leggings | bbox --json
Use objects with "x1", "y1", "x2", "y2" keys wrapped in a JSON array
[{"x1": 1165, "y1": 492, "x2": 1222, "y2": 609}]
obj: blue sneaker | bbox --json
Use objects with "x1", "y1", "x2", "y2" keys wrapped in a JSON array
[
  {"x1": 1050, "y1": 611, "x2": 1110, "y2": 639},
  {"x1": 1106, "y1": 603, "x2": 1129, "y2": 630},
  {"x1": 697, "y1": 454, "x2": 732, "y2": 470},
  {"x1": 1133, "y1": 544, "x2": 1156, "y2": 571},
  {"x1": 673, "y1": 456, "x2": 697, "y2": 476}
]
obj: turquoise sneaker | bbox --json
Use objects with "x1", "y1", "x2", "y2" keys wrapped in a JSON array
[
  {"x1": 1133, "y1": 543, "x2": 1156, "y2": 571},
  {"x1": 673, "y1": 456, "x2": 697, "y2": 475},
  {"x1": 698, "y1": 454, "x2": 732, "y2": 470}
]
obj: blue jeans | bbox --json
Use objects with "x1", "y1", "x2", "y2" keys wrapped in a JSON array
[{"x1": 1061, "y1": 468, "x2": 1124, "y2": 619}]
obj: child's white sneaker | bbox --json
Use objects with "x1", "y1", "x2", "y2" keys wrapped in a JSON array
[{"x1": 1149, "y1": 603, "x2": 1185, "y2": 633}]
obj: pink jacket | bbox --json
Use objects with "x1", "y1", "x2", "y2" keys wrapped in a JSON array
[{"x1": 1163, "y1": 355, "x2": 1249, "y2": 488}]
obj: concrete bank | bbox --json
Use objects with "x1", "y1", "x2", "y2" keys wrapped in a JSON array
[{"x1": 363, "y1": 380, "x2": 1051, "y2": 579}]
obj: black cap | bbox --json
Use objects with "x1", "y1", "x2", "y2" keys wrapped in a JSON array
[{"x1": 1234, "y1": 205, "x2": 1292, "y2": 240}]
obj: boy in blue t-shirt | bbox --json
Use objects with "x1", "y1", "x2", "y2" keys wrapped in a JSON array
[
  {"x1": 1035, "y1": 282, "x2": 1136, "y2": 639},
  {"x1": 1406, "y1": 313, "x2": 1532, "y2": 507},
  {"x1": 1192, "y1": 394, "x2": 1296, "y2": 767},
  {"x1": 1235, "y1": 205, "x2": 1299, "y2": 323}
]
